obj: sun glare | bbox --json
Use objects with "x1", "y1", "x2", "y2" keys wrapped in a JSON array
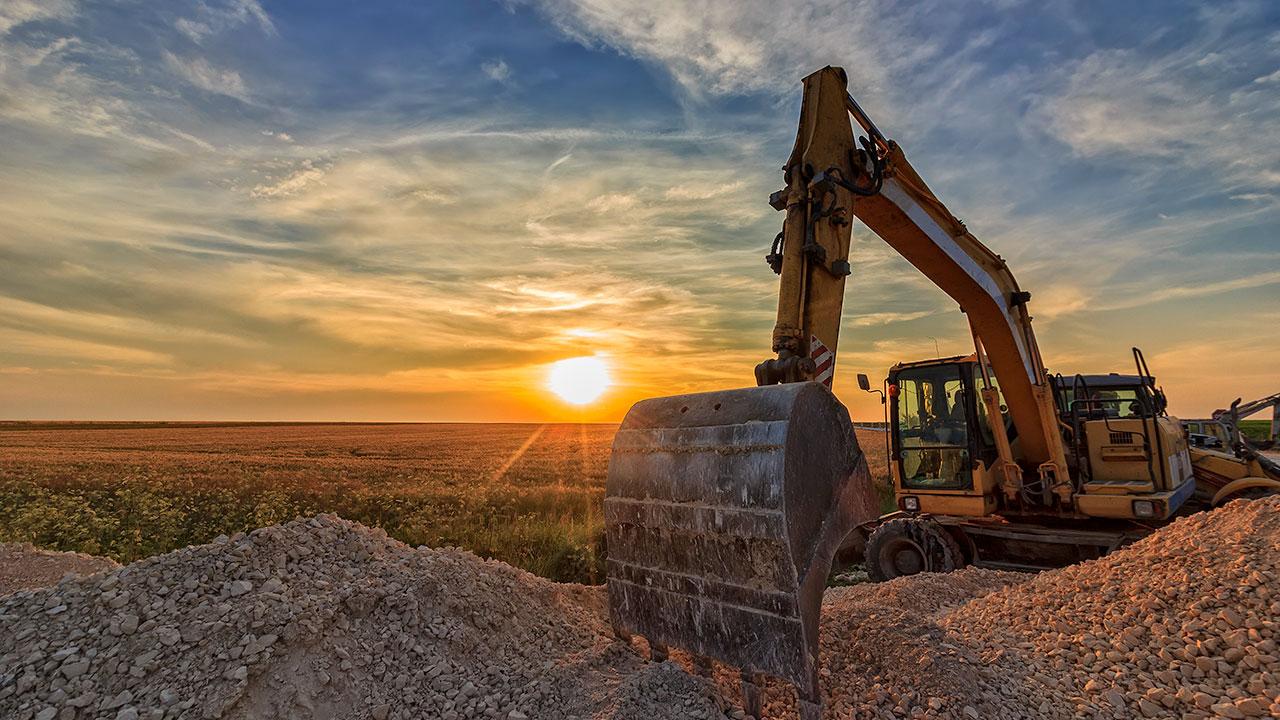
[{"x1": 547, "y1": 356, "x2": 612, "y2": 405}]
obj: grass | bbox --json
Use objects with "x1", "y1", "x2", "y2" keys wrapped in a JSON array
[
  {"x1": 0, "y1": 422, "x2": 889, "y2": 584},
  {"x1": 1239, "y1": 419, "x2": 1276, "y2": 443}
]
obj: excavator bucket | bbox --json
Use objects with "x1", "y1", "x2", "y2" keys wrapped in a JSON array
[{"x1": 605, "y1": 382, "x2": 878, "y2": 717}]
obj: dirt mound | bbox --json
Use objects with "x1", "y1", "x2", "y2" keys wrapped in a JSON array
[
  {"x1": 3, "y1": 497, "x2": 1277, "y2": 720},
  {"x1": 0, "y1": 543, "x2": 118, "y2": 596}
]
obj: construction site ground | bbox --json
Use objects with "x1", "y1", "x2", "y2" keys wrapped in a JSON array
[{"x1": 2, "y1": 497, "x2": 1277, "y2": 720}]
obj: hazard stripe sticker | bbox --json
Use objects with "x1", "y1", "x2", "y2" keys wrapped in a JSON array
[{"x1": 809, "y1": 335, "x2": 834, "y2": 387}]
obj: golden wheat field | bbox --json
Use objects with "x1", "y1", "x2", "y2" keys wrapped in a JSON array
[{"x1": 0, "y1": 423, "x2": 889, "y2": 583}]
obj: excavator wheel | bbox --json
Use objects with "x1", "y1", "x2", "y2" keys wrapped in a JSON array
[{"x1": 864, "y1": 517, "x2": 965, "y2": 582}]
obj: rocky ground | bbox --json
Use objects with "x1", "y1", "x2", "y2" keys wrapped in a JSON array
[
  {"x1": 0, "y1": 544, "x2": 118, "y2": 596},
  {"x1": 2, "y1": 497, "x2": 1277, "y2": 720}
]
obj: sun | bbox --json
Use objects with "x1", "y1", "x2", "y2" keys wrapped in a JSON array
[{"x1": 547, "y1": 356, "x2": 612, "y2": 405}]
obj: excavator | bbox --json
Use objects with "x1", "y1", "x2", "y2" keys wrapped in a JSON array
[
  {"x1": 602, "y1": 66, "x2": 1279, "y2": 719},
  {"x1": 1182, "y1": 393, "x2": 1280, "y2": 504},
  {"x1": 1184, "y1": 392, "x2": 1280, "y2": 451}
]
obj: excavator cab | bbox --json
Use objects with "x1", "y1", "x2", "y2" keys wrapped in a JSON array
[
  {"x1": 885, "y1": 357, "x2": 1007, "y2": 517},
  {"x1": 891, "y1": 359, "x2": 979, "y2": 492}
]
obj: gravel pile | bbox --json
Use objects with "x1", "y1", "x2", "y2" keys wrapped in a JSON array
[
  {"x1": 2, "y1": 497, "x2": 1276, "y2": 720},
  {"x1": 0, "y1": 515, "x2": 722, "y2": 720},
  {"x1": 726, "y1": 568, "x2": 1026, "y2": 720},
  {"x1": 945, "y1": 496, "x2": 1280, "y2": 720}
]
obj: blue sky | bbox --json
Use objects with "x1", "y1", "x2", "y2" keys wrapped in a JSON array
[{"x1": 0, "y1": 0, "x2": 1277, "y2": 420}]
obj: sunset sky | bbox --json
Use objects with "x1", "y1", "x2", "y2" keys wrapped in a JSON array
[{"x1": 1, "y1": 0, "x2": 1277, "y2": 422}]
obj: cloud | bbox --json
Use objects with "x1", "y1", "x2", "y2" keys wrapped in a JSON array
[
  {"x1": 848, "y1": 310, "x2": 937, "y2": 327},
  {"x1": 482, "y1": 58, "x2": 512, "y2": 84},
  {"x1": 1031, "y1": 8, "x2": 1280, "y2": 192},
  {"x1": 663, "y1": 180, "x2": 745, "y2": 201},
  {"x1": 1095, "y1": 270, "x2": 1280, "y2": 312},
  {"x1": 543, "y1": 152, "x2": 573, "y2": 175},
  {"x1": 1253, "y1": 68, "x2": 1280, "y2": 84},
  {"x1": 163, "y1": 51, "x2": 250, "y2": 101},
  {"x1": 528, "y1": 0, "x2": 879, "y2": 96},
  {"x1": 0, "y1": 0, "x2": 75, "y2": 35},
  {"x1": 174, "y1": 0, "x2": 275, "y2": 43},
  {"x1": 250, "y1": 166, "x2": 325, "y2": 197},
  {"x1": 2, "y1": 327, "x2": 173, "y2": 366}
]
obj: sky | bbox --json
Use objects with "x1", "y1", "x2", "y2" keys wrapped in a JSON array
[{"x1": 0, "y1": 0, "x2": 1277, "y2": 422}]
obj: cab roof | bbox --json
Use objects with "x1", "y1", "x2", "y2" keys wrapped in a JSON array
[
  {"x1": 1054, "y1": 373, "x2": 1153, "y2": 387},
  {"x1": 888, "y1": 354, "x2": 976, "y2": 372}
]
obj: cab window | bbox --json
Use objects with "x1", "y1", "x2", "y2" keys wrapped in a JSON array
[
  {"x1": 893, "y1": 364, "x2": 973, "y2": 490},
  {"x1": 1061, "y1": 386, "x2": 1151, "y2": 419}
]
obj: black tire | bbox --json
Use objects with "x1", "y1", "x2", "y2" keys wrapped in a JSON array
[{"x1": 865, "y1": 517, "x2": 966, "y2": 582}]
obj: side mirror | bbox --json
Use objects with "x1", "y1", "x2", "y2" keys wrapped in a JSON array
[{"x1": 857, "y1": 373, "x2": 871, "y2": 392}]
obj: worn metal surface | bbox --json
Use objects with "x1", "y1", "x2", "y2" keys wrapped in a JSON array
[{"x1": 605, "y1": 382, "x2": 878, "y2": 705}]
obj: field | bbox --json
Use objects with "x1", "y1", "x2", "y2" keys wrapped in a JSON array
[
  {"x1": 0, "y1": 422, "x2": 890, "y2": 584},
  {"x1": 1239, "y1": 418, "x2": 1276, "y2": 443}
]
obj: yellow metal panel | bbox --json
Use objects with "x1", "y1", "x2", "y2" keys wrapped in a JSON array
[
  {"x1": 1083, "y1": 418, "x2": 1170, "y2": 484},
  {"x1": 910, "y1": 493, "x2": 995, "y2": 517},
  {"x1": 1075, "y1": 489, "x2": 1180, "y2": 521},
  {"x1": 1074, "y1": 493, "x2": 1140, "y2": 520}
]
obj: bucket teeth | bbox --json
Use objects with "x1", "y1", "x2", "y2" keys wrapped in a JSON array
[{"x1": 604, "y1": 382, "x2": 880, "y2": 715}]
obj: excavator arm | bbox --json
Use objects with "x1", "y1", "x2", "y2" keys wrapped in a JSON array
[
  {"x1": 1215, "y1": 392, "x2": 1280, "y2": 449},
  {"x1": 759, "y1": 66, "x2": 1069, "y2": 499}
]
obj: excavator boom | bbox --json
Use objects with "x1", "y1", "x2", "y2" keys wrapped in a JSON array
[{"x1": 758, "y1": 68, "x2": 1069, "y2": 498}]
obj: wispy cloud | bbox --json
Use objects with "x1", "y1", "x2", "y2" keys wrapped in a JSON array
[
  {"x1": 174, "y1": 0, "x2": 275, "y2": 43},
  {"x1": 0, "y1": 0, "x2": 76, "y2": 35},
  {"x1": 482, "y1": 58, "x2": 512, "y2": 84},
  {"x1": 163, "y1": 51, "x2": 250, "y2": 101},
  {"x1": 1033, "y1": 45, "x2": 1280, "y2": 191},
  {"x1": 527, "y1": 0, "x2": 905, "y2": 99},
  {"x1": 251, "y1": 159, "x2": 330, "y2": 198}
]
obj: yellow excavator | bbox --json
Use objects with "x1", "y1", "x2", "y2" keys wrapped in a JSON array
[
  {"x1": 1181, "y1": 392, "x2": 1280, "y2": 507},
  {"x1": 602, "y1": 66, "x2": 1279, "y2": 719}
]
